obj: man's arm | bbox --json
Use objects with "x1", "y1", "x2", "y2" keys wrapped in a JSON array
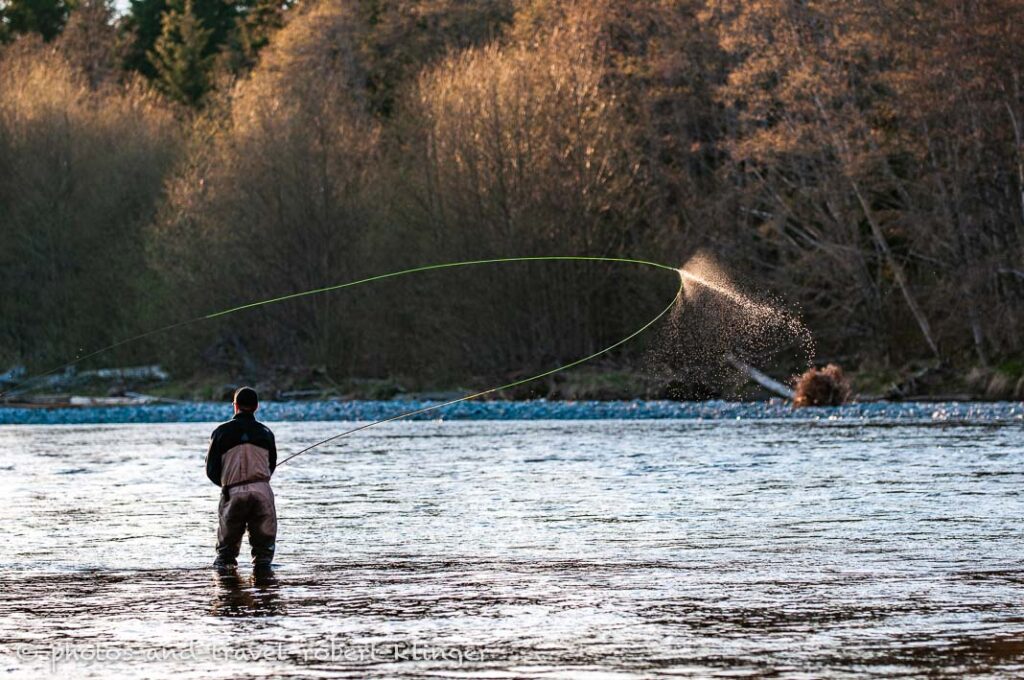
[
  {"x1": 267, "y1": 430, "x2": 277, "y2": 474},
  {"x1": 205, "y1": 429, "x2": 223, "y2": 486}
]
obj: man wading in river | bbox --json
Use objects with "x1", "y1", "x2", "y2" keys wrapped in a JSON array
[{"x1": 206, "y1": 387, "x2": 278, "y2": 570}]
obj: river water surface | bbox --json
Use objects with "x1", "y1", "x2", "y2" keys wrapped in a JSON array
[{"x1": 2, "y1": 414, "x2": 1024, "y2": 677}]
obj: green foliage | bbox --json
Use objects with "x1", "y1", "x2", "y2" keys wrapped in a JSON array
[
  {"x1": 123, "y1": 0, "x2": 273, "y2": 81},
  {"x1": 1, "y1": 0, "x2": 71, "y2": 41},
  {"x1": 149, "y1": 0, "x2": 214, "y2": 106},
  {"x1": 122, "y1": 0, "x2": 168, "y2": 76}
]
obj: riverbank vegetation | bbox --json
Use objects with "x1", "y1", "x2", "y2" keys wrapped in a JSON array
[{"x1": 1, "y1": 0, "x2": 1022, "y2": 399}]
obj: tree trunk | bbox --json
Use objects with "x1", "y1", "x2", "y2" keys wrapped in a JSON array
[{"x1": 849, "y1": 180, "x2": 941, "y2": 359}]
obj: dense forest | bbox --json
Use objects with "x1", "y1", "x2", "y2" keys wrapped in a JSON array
[{"x1": 1, "y1": 0, "x2": 1022, "y2": 400}]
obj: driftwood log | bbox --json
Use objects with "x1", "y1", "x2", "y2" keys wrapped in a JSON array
[{"x1": 725, "y1": 354, "x2": 795, "y2": 399}]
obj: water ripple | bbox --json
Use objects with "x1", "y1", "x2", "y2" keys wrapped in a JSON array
[{"x1": 1, "y1": 419, "x2": 1023, "y2": 677}]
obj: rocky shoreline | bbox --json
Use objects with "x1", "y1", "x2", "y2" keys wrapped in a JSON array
[
  {"x1": 0, "y1": 398, "x2": 1021, "y2": 426},
  {"x1": 3, "y1": 361, "x2": 1023, "y2": 408}
]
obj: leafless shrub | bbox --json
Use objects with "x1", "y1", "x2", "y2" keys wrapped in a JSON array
[
  {"x1": 150, "y1": 3, "x2": 383, "y2": 373},
  {"x1": 405, "y1": 19, "x2": 657, "y2": 380},
  {"x1": 0, "y1": 39, "x2": 179, "y2": 367}
]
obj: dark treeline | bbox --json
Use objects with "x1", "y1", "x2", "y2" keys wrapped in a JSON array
[{"x1": 1, "y1": 0, "x2": 1022, "y2": 396}]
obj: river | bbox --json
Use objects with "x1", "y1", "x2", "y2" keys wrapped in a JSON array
[{"x1": 2, "y1": 410, "x2": 1023, "y2": 677}]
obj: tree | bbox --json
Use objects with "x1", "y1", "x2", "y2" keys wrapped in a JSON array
[
  {"x1": 122, "y1": 0, "x2": 167, "y2": 76},
  {"x1": 1, "y1": 0, "x2": 71, "y2": 41},
  {"x1": 0, "y1": 41, "x2": 180, "y2": 368},
  {"x1": 706, "y1": 0, "x2": 942, "y2": 360},
  {"x1": 407, "y1": 16, "x2": 654, "y2": 374},
  {"x1": 123, "y1": 0, "x2": 248, "y2": 79},
  {"x1": 57, "y1": 0, "x2": 119, "y2": 88},
  {"x1": 150, "y1": 2, "x2": 383, "y2": 374},
  {"x1": 512, "y1": 0, "x2": 730, "y2": 257},
  {"x1": 352, "y1": 0, "x2": 515, "y2": 118},
  {"x1": 219, "y1": 0, "x2": 291, "y2": 74},
  {"x1": 149, "y1": 0, "x2": 215, "y2": 106},
  {"x1": 881, "y1": 0, "x2": 1024, "y2": 362}
]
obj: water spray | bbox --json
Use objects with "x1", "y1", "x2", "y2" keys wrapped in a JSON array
[
  {"x1": 2, "y1": 255, "x2": 809, "y2": 465},
  {"x1": 676, "y1": 253, "x2": 815, "y2": 366}
]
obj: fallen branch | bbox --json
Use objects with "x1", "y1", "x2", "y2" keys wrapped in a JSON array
[
  {"x1": 69, "y1": 394, "x2": 156, "y2": 407},
  {"x1": 124, "y1": 391, "x2": 190, "y2": 405},
  {"x1": 725, "y1": 353, "x2": 794, "y2": 399}
]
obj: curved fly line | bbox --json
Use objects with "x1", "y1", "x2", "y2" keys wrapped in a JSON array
[{"x1": 1, "y1": 256, "x2": 685, "y2": 464}]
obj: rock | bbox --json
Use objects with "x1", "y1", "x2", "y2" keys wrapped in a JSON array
[
  {"x1": 1016, "y1": 375, "x2": 1024, "y2": 400},
  {"x1": 2, "y1": 399, "x2": 1022, "y2": 426}
]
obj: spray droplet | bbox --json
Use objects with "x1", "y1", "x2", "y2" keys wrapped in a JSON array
[{"x1": 650, "y1": 251, "x2": 814, "y2": 399}]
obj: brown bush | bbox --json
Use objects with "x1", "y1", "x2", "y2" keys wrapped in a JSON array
[
  {"x1": 793, "y1": 364, "x2": 851, "y2": 407},
  {"x1": 150, "y1": 2, "x2": 383, "y2": 374},
  {"x1": 0, "y1": 38, "x2": 179, "y2": 367},
  {"x1": 406, "y1": 20, "x2": 657, "y2": 379}
]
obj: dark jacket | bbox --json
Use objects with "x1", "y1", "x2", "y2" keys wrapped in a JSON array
[{"x1": 205, "y1": 411, "x2": 277, "y2": 488}]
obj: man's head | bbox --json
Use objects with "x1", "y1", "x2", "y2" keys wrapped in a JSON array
[{"x1": 233, "y1": 386, "x2": 259, "y2": 414}]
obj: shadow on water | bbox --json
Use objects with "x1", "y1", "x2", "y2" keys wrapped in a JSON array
[{"x1": 210, "y1": 568, "x2": 283, "y2": 618}]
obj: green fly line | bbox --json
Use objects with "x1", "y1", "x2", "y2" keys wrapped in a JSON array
[{"x1": 1, "y1": 256, "x2": 684, "y2": 464}]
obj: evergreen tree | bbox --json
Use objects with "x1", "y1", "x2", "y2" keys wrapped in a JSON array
[
  {"x1": 122, "y1": 0, "x2": 169, "y2": 77},
  {"x1": 221, "y1": 0, "x2": 289, "y2": 74},
  {"x1": 149, "y1": 0, "x2": 214, "y2": 106},
  {"x1": 1, "y1": 0, "x2": 72, "y2": 41},
  {"x1": 123, "y1": 0, "x2": 268, "y2": 79}
]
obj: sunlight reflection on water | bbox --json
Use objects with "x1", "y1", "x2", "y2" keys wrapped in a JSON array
[{"x1": 2, "y1": 418, "x2": 1024, "y2": 677}]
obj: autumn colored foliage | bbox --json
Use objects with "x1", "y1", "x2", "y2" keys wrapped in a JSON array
[{"x1": 1, "y1": 0, "x2": 1022, "y2": 392}]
